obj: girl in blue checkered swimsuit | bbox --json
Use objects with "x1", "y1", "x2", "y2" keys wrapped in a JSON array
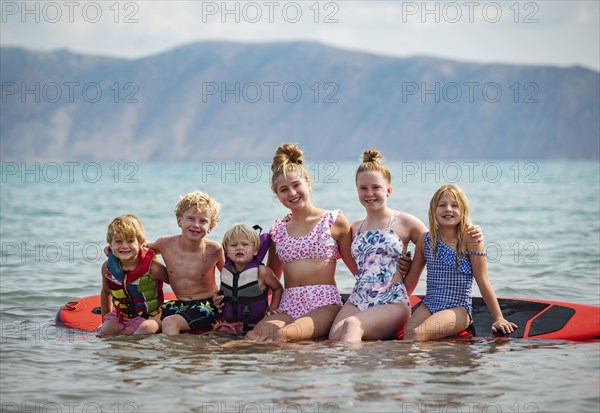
[
  {"x1": 403, "y1": 184, "x2": 517, "y2": 341},
  {"x1": 421, "y1": 232, "x2": 476, "y2": 319}
]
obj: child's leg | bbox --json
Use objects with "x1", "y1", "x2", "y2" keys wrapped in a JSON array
[
  {"x1": 402, "y1": 304, "x2": 432, "y2": 341},
  {"x1": 162, "y1": 314, "x2": 191, "y2": 336},
  {"x1": 328, "y1": 302, "x2": 360, "y2": 340},
  {"x1": 161, "y1": 299, "x2": 218, "y2": 335},
  {"x1": 134, "y1": 316, "x2": 161, "y2": 335},
  {"x1": 98, "y1": 321, "x2": 126, "y2": 336},
  {"x1": 338, "y1": 303, "x2": 410, "y2": 343},
  {"x1": 275, "y1": 304, "x2": 341, "y2": 342},
  {"x1": 246, "y1": 313, "x2": 293, "y2": 342},
  {"x1": 406, "y1": 306, "x2": 470, "y2": 341}
]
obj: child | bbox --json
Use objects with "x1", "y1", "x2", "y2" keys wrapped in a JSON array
[
  {"x1": 246, "y1": 143, "x2": 357, "y2": 342},
  {"x1": 145, "y1": 191, "x2": 225, "y2": 335},
  {"x1": 328, "y1": 150, "x2": 414, "y2": 342},
  {"x1": 217, "y1": 224, "x2": 283, "y2": 334},
  {"x1": 100, "y1": 214, "x2": 169, "y2": 336},
  {"x1": 403, "y1": 184, "x2": 517, "y2": 341}
]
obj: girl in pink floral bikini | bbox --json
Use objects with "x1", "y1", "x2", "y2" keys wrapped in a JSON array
[{"x1": 246, "y1": 143, "x2": 357, "y2": 342}]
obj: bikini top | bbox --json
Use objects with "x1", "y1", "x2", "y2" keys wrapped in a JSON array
[
  {"x1": 270, "y1": 210, "x2": 340, "y2": 264},
  {"x1": 351, "y1": 212, "x2": 404, "y2": 283}
]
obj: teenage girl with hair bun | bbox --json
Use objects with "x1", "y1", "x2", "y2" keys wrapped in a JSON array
[
  {"x1": 328, "y1": 149, "x2": 418, "y2": 342},
  {"x1": 329, "y1": 150, "x2": 484, "y2": 342},
  {"x1": 246, "y1": 143, "x2": 357, "y2": 342}
]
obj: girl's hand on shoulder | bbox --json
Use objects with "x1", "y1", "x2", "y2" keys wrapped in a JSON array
[
  {"x1": 492, "y1": 318, "x2": 518, "y2": 334},
  {"x1": 396, "y1": 251, "x2": 412, "y2": 276},
  {"x1": 466, "y1": 224, "x2": 484, "y2": 243}
]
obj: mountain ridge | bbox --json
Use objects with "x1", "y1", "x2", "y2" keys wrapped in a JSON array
[{"x1": 1, "y1": 41, "x2": 598, "y2": 161}]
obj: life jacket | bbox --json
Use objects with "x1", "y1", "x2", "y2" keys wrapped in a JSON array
[
  {"x1": 221, "y1": 225, "x2": 271, "y2": 332},
  {"x1": 105, "y1": 247, "x2": 164, "y2": 319}
]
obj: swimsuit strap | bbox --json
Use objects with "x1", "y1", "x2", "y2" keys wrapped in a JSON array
[
  {"x1": 388, "y1": 211, "x2": 398, "y2": 228},
  {"x1": 356, "y1": 211, "x2": 398, "y2": 234},
  {"x1": 356, "y1": 219, "x2": 367, "y2": 234}
]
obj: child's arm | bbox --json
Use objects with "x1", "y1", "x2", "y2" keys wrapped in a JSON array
[
  {"x1": 467, "y1": 238, "x2": 517, "y2": 334},
  {"x1": 100, "y1": 262, "x2": 112, "y2": 320},
  {"x1": 395, "y1": 214, "x2": 427, "y2": 276},
  {"x1": 402, "y1": 237, "x2": 426, "y2": 295},
  {"x1": 146, "y1": 239, "x2": 162, "y2": 255},
  {"x1": 333, "y1": 212, "x2": 358, "y2": 275},
  {"x1": 259, "y1": 265, "x2": 284, "y2": 314},
  {"x1": 266, "y1": 243, "x2": 283, "y2": 281},
  {"x1": 216, "y1": 244, "x2": 225, "y2": 273},
  {"x1": 149, "y1": 261, "x2": 169, "y2": 284}
]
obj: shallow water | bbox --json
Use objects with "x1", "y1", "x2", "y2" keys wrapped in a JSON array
[{"x1": 1, "y1": 161, "x2": 599, "y2": 412}]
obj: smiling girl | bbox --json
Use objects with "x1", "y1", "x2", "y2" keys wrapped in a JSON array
[
  {"x1": 328, "y1": 150, "x2": 421, "y2": 342},
  {"x1": 246, "y1": 143, "x2": 356, "y2": 342},
  {"x1": 402, "y1": 184, "x2": 517, "y2": 341}
]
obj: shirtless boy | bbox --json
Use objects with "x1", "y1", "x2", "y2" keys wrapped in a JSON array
[{"x1": 147, "y1": 191, "x2": 225, "y2": 335}]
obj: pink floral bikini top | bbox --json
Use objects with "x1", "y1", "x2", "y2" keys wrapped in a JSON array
[{"x1": 270, "y1": 210, "x2": 340, "y2": 264}]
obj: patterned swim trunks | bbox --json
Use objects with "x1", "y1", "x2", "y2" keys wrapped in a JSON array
[{"x1": 161, "y1": 298, "x2": 217, "y2": 332}]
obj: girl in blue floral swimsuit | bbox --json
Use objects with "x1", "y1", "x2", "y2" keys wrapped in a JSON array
[
  {"x1": 348, "y1": 214, "x2": 410, "y2": 311},
  {"x1": 329, "y1": 150, "x2": 416, "y2": 343}
]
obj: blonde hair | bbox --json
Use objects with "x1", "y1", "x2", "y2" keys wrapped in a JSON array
[
  {"x1": 174, "y1": 191, "x2": 220, "y2": 230},
  {"x1": 106, "y1": 214, "x2": 146, "y2": 245},
  {"x1": 222, "y1": 224, "x2": 260, "y2": 251},
  {"x1": 355, "y1": 149, "x2": 392, "y2": 184},
  {"x1": 428, "y1": 184, "x2": 471, "y2": 264},
  {"x1": 270, "y1": 143, "x2": 310, "y2": 193}
]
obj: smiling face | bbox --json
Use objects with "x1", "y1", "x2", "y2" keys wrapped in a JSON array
[
  {"x1": 356, "y1": 170, "x2": 392, "y2": 212},
  {"x1": 274, "y1": 170, "x2": 312, "y2": 211},
  {"x1": 177, "y1": 208, "x2": 212, "y2": 241},
  {"x1": 109, "y1": 235, "x2": 141, "y2": 263},
  {"x1": 435, "y1": 191, "x2": 462, "y2": 229}
]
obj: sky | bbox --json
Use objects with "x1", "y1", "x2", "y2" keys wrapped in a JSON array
[{"x1": 1, "y1": 0, "x2": 599, "y2": 71}]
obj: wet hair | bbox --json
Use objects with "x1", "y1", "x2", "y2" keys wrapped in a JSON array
[
  {"x1": 106, "y1": 214, "x2": 146, "y2": 245},
  {"x1": 174, "y1": 191, "x2": 220, "y2": 230},
  {"x1": 270, "y1": 143, "x2": 310, "y2": 193},
  {"x1": 428, "y1": 184, "x2": 471, "y2": 262},
  {"x1": 222, "y1": 224, "x2": 260, "y2": 252},
  {"x1": 355, "y1": 149, "x2": 392, "y2": 185}
]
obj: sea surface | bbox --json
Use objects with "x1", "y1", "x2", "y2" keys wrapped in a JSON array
[{"x1": 1, "y1": 160, "x2": 599, "y2": 413}]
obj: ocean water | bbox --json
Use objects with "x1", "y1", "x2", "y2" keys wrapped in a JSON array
[{"x1": 1, "y1": 160, "x2": 599, "y2": 413}]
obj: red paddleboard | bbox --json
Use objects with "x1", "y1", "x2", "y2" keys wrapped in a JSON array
[
  {"x1": 401, "y1": 295, "x2": 600, "y2": 340},
  {"x1": 57, "y1": 293, "x2": 600, "y2": 340},
  {"x1": 55, "y1": 292, "x2": 177, "y2": 332}
]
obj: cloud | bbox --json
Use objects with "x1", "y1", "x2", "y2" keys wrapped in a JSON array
[{"x1": 1, "y1": 0, "x2": 598, "y2": 70}]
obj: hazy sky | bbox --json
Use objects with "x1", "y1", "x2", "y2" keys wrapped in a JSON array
[{"x1": 1, "y1": 0, "x2": 599, "y2": 70}]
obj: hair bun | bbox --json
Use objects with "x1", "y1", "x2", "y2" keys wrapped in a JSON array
[
  {"x1": 272, "y1": 143, "x2": 304, "y2": 172},
  {"x1": 362, "y1": 149, "x2": 382, "y2": 163}
]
